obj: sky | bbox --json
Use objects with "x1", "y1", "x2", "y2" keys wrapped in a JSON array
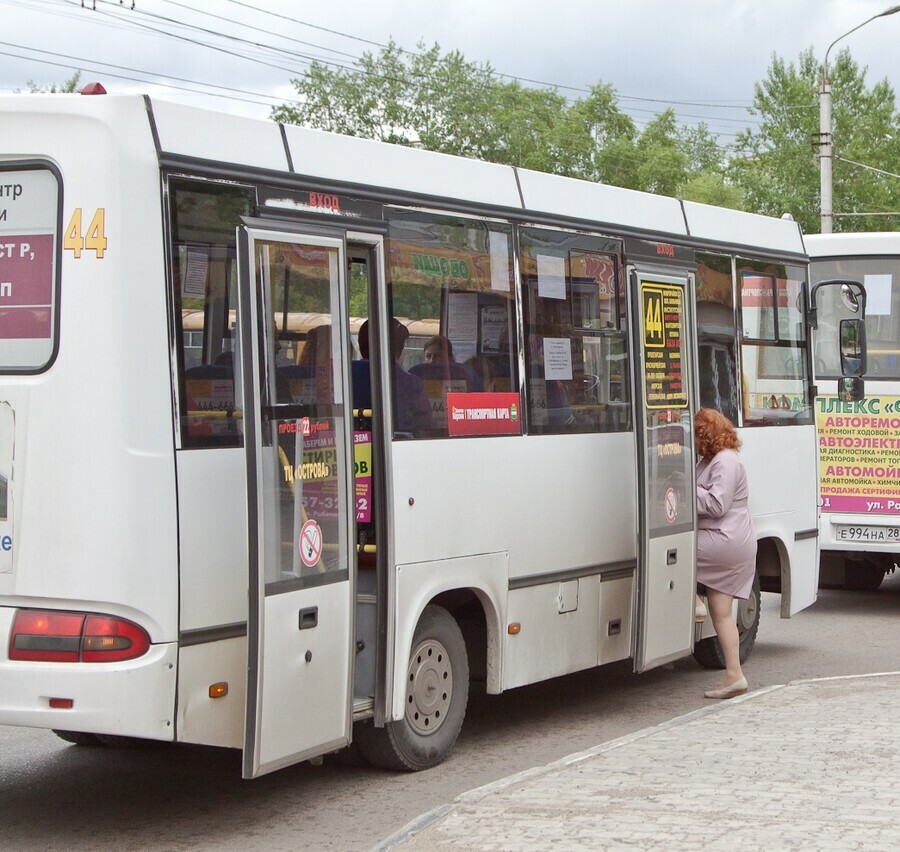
[{"x1": 2, "y1": 0, "x2": 899, "y2": 149}]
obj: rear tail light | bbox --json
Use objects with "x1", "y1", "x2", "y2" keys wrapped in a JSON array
[{"x1": 9, "y1": 610, "x2": 151, "y2": 663}]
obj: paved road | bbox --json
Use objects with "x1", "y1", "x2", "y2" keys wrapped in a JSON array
[{"x1": 1, "y1": 573, "x2": 899, "y2": 851}]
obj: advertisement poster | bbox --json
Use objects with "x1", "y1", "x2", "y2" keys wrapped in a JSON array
[{"x1": 816, "y1": 395, "x2": 900, "y2": 514}]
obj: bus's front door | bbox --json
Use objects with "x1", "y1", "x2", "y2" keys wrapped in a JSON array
[
  {"x1": 238, "y1": 224, "x2": 356, "y2": 778},
  {"x1": 630, "y1": 269, "x2": 697, "y2": 672}
]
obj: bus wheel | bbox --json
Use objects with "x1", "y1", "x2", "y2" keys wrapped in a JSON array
[
  {"x1": 692, "y1": 574, "x2": 761, "y2": 670},
  {"x1": 52, "y1": 730, "x2": 102, "y2": 746},
  {"x1": 844, "y1": 561, "x2": 885, "y2": 592},
  {"x1": 356, "y1": 605, "x2": 469, "y2": 771}
]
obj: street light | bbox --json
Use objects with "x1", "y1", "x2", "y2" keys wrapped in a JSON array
[{"x1": 819, "y1": 3, "x2": 900, "y2": 234}]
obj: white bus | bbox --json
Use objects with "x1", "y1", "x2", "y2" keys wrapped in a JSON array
[
  {"x1": 0, "y1": 92, "x2": 831, "y2": 776},
  {"x1": 808, "y1": 232, "x2": 900, "y2": 591}
]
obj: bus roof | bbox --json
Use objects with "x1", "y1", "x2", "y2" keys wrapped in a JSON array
[
  {"x1": 805, "y1": 232, "x2": 900, "y2": 258},
  {"x1": 1, "y1": 92, "x2": 806, "y2": 257}
]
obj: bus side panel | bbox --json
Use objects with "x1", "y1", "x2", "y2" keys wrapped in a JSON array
[
  {"x1": 177, "y1": 637, "x2": 247, "y2": 748},
  {"x1": 740, "y1": 425, "x2": 819, "y2": 615},
  {"x1": 177, "y1": 448, "x2": 248, "y2": 631},
  {"x1": 502, "y1": 577, "x2": 601, "y2": 690},
  {"x1": 388, "y1": 431, "x2": 638, "y2": 715},
  {"x1": 393, "y1": 552, "x2": 508, "y2": 721}
]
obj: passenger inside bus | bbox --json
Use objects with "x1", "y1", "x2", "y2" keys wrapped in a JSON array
[
  {"x1": 277, "y1": 323, "x2": 333, "y2": 405},
  {"x1": 411, "y1": 335, "x2": 483, "y2": 391},
  {"x1": 356, "y1": 318, "x2": 431, "y2": 436}
]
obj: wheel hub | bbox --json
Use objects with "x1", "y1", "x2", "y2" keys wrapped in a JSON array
[{"x1": 405, "y1": 638, "x2": 453, "y2": 736}]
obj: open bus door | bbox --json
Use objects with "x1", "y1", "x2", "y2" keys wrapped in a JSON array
[
  {"x1": 238, "y1": 223, "x2": 356, "y2": 778},
  {"x1": 630, "y1": 269, "x2": 697, "y2": 672}
]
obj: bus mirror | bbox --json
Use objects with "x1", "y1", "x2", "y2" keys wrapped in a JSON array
[
  {"x1": 840, "y1": 282, "x2": 864, "y2": 314},
  {"x1": 838, "y1": 376, "x2": 865, "y2": 402},
  {"x1": 839, "y1": 318, "x2": 866, "y2": 377},
  {"x1": 808, "y1": 278, "x2": 866, "y2": 328}
]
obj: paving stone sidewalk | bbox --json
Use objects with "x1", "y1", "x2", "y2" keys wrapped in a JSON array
[{"x1": 376, "y1": 672, "x2": 900, "y2": 851}]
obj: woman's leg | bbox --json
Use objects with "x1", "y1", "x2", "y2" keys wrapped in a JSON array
[{"x1": 706, "y1": 588, "x2": 743, "y2": 686}]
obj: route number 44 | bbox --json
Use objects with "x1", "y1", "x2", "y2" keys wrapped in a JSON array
[{"x1": 64, "y1": 208, "x2": 108, "y2": 259}]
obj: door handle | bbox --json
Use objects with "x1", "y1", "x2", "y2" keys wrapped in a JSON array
[
  {"x1": 298, "y1": 606, "x2": 318, "y2": 630},
  {"x1": 667, "y1": 548, "x2": 678, "y2": 565}
]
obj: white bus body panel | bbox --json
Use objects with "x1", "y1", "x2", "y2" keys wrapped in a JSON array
[
  {"x1": 517, "y1": 168, "x2": 687, "y2": 237},
  {"x1": 282, "y1": 124, "x2": 523, "y2": 210},
  {"x1": 682, "y1": 201, "x2": 805, "y2": 256},
  {"x1": 740, "y1": 425, "x2": 819, "y2": 615},
  {"x1": 388, "y1": 432, "x2": 637, "y2": 717},
  {"x1": 177, "y1": 449, "x2": 247, "y2": 630},
  {"x1": 0, "y1": 96, "x2": 179, "y2": 737},
  {"x1": 805, "y1": 232, "x2": 900, "y2": 257},
  {"x1": 152, "y1": 100, "x2": 290, "y2": 172}
]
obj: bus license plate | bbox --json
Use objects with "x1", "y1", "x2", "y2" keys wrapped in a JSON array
[{"x1": 835, "y1": 525, "x2": 900, "y2": 542}]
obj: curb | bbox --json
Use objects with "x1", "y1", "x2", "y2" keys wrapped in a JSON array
[{"x1": 372, "y1": 670, "x2": 900, "y2": 851}]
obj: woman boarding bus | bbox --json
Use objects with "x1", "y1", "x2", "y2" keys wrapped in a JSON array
[{"x1": 0, "y1": 90, "x2": 857, "y2": 775}]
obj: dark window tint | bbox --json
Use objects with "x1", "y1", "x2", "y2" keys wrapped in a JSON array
[
  {"x1": 696, "y1": 253, "x2": 739, "y2": 425},
  {"x1": 170, "y1": 179, "x2": 255, "y2": 448}
]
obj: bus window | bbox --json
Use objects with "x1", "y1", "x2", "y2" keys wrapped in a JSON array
[
  {"x1": 737, "y1": 260, "x2": 811, "y2": 425},
  {"x1": 696, "y1": 253, "x2": 739, "y2": 425},
  {"x1": 385, "y1": 210, "x2": 517, "y2": 438},
  {"x1": 170, "y1": 179, "x2": 255, "y2": 448},
  {"x1": 811, "y1": 255, "x2": 900, "y2": 379},
  {"x1": 519, "y1": 227, "x2": 630, "y2": 435}
]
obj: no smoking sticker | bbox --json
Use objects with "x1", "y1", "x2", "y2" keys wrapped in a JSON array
[
  {"x1": 664, "y1": 487, "x2": 678, "y2": 524},
  {"x1": 299, "y1": 519, "x2": 323, "y2": 567}
]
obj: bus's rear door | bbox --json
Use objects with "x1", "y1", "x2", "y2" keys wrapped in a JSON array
[
  {"x1": 238, "y1": 224, "x2": 356, "y2": 778},
  {"x1": 630, "y1": 269, "x2": 697, "y2": 672}
]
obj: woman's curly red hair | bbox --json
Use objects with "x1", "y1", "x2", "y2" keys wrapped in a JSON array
[{"x1": 694, "y1": 407, "x2": 740, "y2": 459}]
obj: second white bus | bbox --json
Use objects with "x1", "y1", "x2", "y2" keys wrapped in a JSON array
[{"x1": 808, "y1": 232, "x2": 900, "y2": 591}]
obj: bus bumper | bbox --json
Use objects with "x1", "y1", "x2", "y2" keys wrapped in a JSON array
[{"x1": 0, "y1": 607, "x2": 177, "y2": 740}]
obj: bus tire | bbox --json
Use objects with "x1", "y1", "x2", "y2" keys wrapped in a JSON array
[
  {"x1": 692, "y1": 574, "x2": 761, "y2": 670},
  {"x1": 52, "y1": 730, "x2": 102, "y2": 746},
  {"x1": 844, "y1": 561, "x2": 885, "y2": 592},
  {"x1": 355, "y1": 605, "x2": 469, "y2": 771}
]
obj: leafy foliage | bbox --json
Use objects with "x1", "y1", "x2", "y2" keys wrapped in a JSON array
[
  {"x1": 267, "y1": 42, "x2": 899, "y2": 233},
  {"x1": 729, "y1": 48, "x2": 900, "y2": 233},
  {"x1": 21, "y1": 72, "x2": 82, "y2": 94}
]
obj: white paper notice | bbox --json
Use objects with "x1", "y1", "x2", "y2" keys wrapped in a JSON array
[
  {"x1": 480, "y1": 306, "x2": 507, "y2": 352},
  {"x1": 182, "y1": 250, "x2": 209, "y2": 299},
  {"x1": 864, "y1": 274, "x2": 892, "y2": 316},
  {"x1": 543, "y1": 338, "x2": 573, "y2": 380},
  {"x1": 537, "y1": 254, "x2": 566, "y2": 300},
  {"x1": 447, "y1": 292, "x2": 478, "y2": 342},
  {"x1": 489, "y1": 232, "x2": 511, "y2": 291}
]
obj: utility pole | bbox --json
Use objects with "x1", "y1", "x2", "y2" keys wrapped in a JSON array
[{"x1": 819, "y1": 4, "x2": 900, "y2": 234}]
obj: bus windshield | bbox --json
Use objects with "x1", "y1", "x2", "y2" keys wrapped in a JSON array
[{"x1": 811, "y1": 256, "x2": 900, "y2": 380}]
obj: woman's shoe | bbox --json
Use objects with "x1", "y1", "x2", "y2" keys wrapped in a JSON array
[
  {"x1": 704, "y1": 676, "x2": 748, "y2": 699},
  {"x1": 694, "y1": 600, "x2": 708, "y2": 622}
]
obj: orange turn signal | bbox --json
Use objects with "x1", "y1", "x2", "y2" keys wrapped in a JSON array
[
  {"x1": 209, "y1": 682, "x2": 229, "y2": 699},
  {"x1": 507, "y1": 623, "x2": 521, "y2": 635}
]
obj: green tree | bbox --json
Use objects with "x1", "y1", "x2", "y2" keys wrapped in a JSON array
[
  {"x1": 21, "y1": 71, "x2": 82, "y2": 93},
  {"x1": 729, "y1": 48, "x2": 900, "y2": 233},
  {"x1": 271, "y1": 43, "x2": 639, "y2": 183}
]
